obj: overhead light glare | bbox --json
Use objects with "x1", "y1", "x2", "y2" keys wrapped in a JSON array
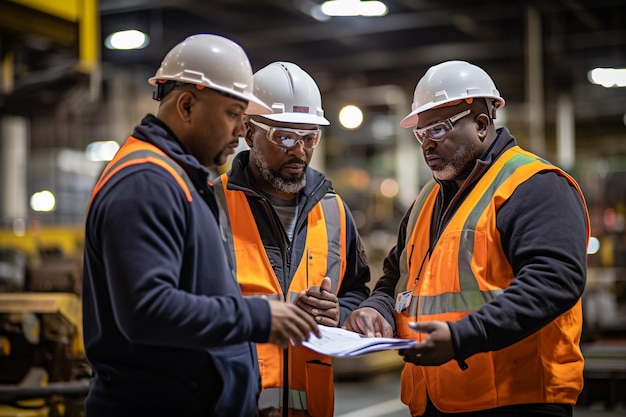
[
  {"x1": 295, "y1": 0, "x2": 332, "y2": 21},
  {"x1": 309, "y1": 6, "x2": 332, "y2": 21},
  {"x1": 321, "y1": 0, "x2": 388, "y2": 17},
  {"x1": 30, "y1": 190, "x2": 56, "y2": 212},
  {"x1": 339, "y1": 105, "x2": 364, "y2": 129},
  {"x1": 105, "y1": 30, "x2": 150, "y2": 50},
  {"x1": 587, "y1": 236, "x2": 600, "y2": 255},
  {"x1": 588, "y1": 67, "x2": 626, "y2": 88},
  {"x1": 380, "y1": 178, "x2": 399, "y2": 198},
  {"x1": 86, "y1": 140, "x2": 120, "y2": 161}
]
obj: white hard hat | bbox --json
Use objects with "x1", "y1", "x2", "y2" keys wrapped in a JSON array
[
  {"x1": 148, "y1": 34, "x2": 271, "y2": 114},
  {"x1": 249, "y1": 62, "x2": 330, "y2": 125},
  {"x1": 400, "y1": 60, "x2": 505, "y2": 128}
]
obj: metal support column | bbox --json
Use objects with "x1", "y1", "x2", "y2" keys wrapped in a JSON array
[
  {"x1": 1, "y1": 116, "x2": 29, "y2": 224},
  {"x1": 526, "y1": 6, "x2": 546, "y2": 156},
  {"x1": 556, "y1": 93, "x2": 575, "y2": 171}
]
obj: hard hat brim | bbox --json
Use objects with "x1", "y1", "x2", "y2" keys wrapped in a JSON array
[
  {"x1": 245, "y1": 96, "x2": 273, "y2": 115},
  {"x1": 399, "y1": 111, "x2": 420, "y2": 128},
  {"x1": 259, "y1": 112, "x2": 330, "y2": 126}
]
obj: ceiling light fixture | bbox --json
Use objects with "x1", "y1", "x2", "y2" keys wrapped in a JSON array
[
  {"x1": 320, "y1": 0, "x2": 388, "y2": 17},
  {"x1": 105, "y1": 30, "x2": 150, "y2": 50},
  {"x1": 588, "y1": 67, "x2": 626, "y2": 88}
]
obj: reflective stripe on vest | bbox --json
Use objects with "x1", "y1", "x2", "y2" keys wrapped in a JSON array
[
  {"x1": 88, "y1": 137, "x2": 194, "y2": 211},
  {"x1": 244, "y1": 293, "x2": 282, "y2": 301},
  {"x1": 396, "y1": 179, "x2": 437, "y2": 318},
  {"x1": 288, "y1": 191, "x2": 346, "y2": 297},
  {"x1": 211, "y1": 179, "x2": 236, "y2": 277},
  {"x1": 258, "y1": 387, "x2": 307, "y2": 411}
]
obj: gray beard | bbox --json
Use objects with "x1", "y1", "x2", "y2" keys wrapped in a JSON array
[
  {"x1": 253, "y1": 149, "x2": 306, "y2": 194},
  {"x1": 432, "y1": 141, "x2": 480, "y2": 182}
]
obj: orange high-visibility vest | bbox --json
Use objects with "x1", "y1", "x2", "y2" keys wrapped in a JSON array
[
  {"x1": 395, "y1": 146, "x2": 590, "y2": 415},
  {"x1": 88, "y1": 137, "x2": 194, "y2": 210},
  {"x1": 213, "y1": 174, "x2": 347, "y2": 417}
]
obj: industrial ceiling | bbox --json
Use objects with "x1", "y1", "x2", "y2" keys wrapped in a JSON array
[{"x1": 1, "y1": 0, "x2": 625, "y2": 147}]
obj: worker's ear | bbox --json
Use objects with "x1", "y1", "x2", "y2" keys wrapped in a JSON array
[
  {"x1": 244, "y1": 121, "x2": 254, "y2": 147},
  {"x1": 177, "y1": 92, "x2": 194, "y2": 122},
  {"x1": 476, "y1": 113, "x2": 490, "y2": 141}
]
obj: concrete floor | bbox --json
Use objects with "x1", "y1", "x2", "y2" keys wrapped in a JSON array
[{"x1": 334, "y1": 370, "x2": 626, "y2": 417}]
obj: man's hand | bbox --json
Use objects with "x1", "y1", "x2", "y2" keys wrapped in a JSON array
[
  {"x1": 400, "y1": 321, "x2": 454, "y2": 366},
  {"x1": 267, "y1": 300, "x2": 320, "y2": 348},
  {"x1": 342, "y1": 307, "x2": 393, "y2": 338},
  {"x1": 296, "y1": 277, "x2": 340, "y2": 327}
]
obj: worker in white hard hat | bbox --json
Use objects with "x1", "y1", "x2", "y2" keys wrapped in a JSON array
[
  {"x1": 213, "y1": 61, "x2": 371, "y2": 417},
  {"x1": 82, "y1": 36, "x2": 320, "y2": 417},
  {"x1": 344, "y1": 60, "x2": 590, "y2": 417}
]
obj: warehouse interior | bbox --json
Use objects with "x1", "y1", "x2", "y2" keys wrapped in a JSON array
[{"x1": 0, "y1": 0, "x2": 625, "y2": 415}]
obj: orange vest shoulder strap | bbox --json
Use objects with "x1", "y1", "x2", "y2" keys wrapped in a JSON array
[
  {"x1": 405, "y1": 179, "x2": 438, "y2": 248},
  {"x1": 87, "y1": 137, "x2": 194, "y2": 212}
]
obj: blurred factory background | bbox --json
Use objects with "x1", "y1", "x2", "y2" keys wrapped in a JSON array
[{"x1": 0, "y1": 0, "x2": 625, "y2": 415}]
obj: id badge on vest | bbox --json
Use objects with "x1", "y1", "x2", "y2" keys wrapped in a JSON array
[{"x1": 395, "y1": 290, "x2": 413, "y2": 314}]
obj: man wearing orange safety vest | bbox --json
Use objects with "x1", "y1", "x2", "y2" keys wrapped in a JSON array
[
  {"x1": 344, "y1": 60, "x2": 590, "y2": 417},
  {"x1": 82, "y1": 36, "x2": 320, "y2": 417},
  {"x1": 213, "y1": 62, "x2": 371, "y2": 417}
]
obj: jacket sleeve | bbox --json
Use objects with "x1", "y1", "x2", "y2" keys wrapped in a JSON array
[
  {"x1": 92, "y1": 167, "x2": 271, "y2": 349},
  {"x1": 337, "y1": 202, "x2": 372, "y2": 325},
  {"x1": 449, "y1": 171, "x2": 588, "y2": 362},
  {"x1": 357, "y1": 203, "x2": 415, "y2": 334}
]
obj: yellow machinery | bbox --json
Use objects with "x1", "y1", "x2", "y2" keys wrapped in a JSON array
[{"x1": 0, "y1": 227, "x2": 90, "y2": 417}]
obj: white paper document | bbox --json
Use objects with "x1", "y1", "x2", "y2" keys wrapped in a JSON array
[{"x1": 302, "y1": 325, "x2": 417, "y2": 358}]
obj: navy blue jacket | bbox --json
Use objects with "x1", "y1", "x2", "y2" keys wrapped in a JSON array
[
  {"x1": 222, "y1": 151, "x2": 371, "y2": 323},
  {"x1": 361, "y1": 127, "x2": 588, "y2": 362},
  {"x1": 82, "y1": 115, "x2": 271, "y2": 417}
]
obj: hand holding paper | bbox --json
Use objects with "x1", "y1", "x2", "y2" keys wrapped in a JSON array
[
  {"x1": 343, "y1": 306, "x2": 393, "y2": 337},
  {"x1": 302, "y1": 325, "x2": 416, "y2": 358}
]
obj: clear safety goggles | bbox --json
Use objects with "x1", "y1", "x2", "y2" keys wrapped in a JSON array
[
  {"x1": 249, "y1": 119, "x2": 322, "y2": 149},
  {"x1": 412, "y1": 109, "x2": 471, "y2": 145}
]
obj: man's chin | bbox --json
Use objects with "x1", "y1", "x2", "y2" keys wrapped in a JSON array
[
  {"x1": 276, "y1": 178, "x2": 305, "y2": 194},
  {"x1": 432, "y1": 168, "x2": 457, "y2": 182},
  {"x1": 214, "y1": 149, "x2": 237, "y2": 166}
]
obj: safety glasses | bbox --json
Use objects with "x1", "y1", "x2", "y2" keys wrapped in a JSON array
[
  {"x1": 412, "y1": 109, "x2": 471, "y2": 145},
  {"x1": 249, "y1": 119, "x2": 322, "y2": 149}
]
